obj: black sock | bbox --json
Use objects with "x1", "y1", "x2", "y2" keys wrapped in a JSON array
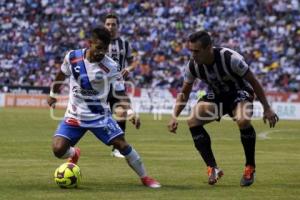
[
  {"x1": 240, "y1": 125, "x2": 256, "y2": 167},
  {"x1": 189, "y1": 125, "x2": 217, "y2": 167},
  {"x1": 112, "y1": 121, "x2": 126, "y2": 151},
  {"x1": 117, "y1": 121, "x2": 126, "y2": 132}
]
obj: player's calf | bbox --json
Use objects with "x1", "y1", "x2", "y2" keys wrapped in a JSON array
[{"x1": 112, "y1": 140, "x2": 161, "y2": 188}]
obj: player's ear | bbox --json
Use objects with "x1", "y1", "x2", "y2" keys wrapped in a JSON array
[
  {"x1": 87, "y1": 40, "x2": 92, "y2": 48},
  {"x1": 204, "y1": 43, "x2": 212, "y2": 50}
]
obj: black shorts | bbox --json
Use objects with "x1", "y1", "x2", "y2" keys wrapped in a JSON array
[
  {"x1": 198, "y1": 90, "x2": 254, "y2": 119},
  {"x1": 107, "y1": 83, "x2": 126, "y2": 111},
  {"x1": 108, "y1": 93, "x2": 125, "y2": 111}
]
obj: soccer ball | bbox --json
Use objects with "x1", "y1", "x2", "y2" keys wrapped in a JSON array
[{"x1": 54, "y1": 163, "x2": 81, "y2": 188}]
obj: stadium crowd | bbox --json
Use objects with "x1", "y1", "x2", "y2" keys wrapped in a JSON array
[{"x1": 0, "y1": 0, "x2": 299, "y2": 92}]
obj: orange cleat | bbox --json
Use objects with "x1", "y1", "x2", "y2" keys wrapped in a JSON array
[
  {"x1": 141, "y1": 176, "x2": 161, "y2": 188},
  {"x1": 207, "y1": 166, "x2": 224, "y2": 185},
  {"x1": 240, "y1": 165, "x2": 255, "y2": 187}
]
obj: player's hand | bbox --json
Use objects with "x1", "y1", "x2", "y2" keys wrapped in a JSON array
[
  {"x1": 168, "y1": 117, "x2": 178, "y2": 134},
  {"x1": 121, "y1": 68, "x2": 130, "y2": 78},
  {"x1": 263, "y1": 107, "x2": 279, "y2": 128},
  {"x1": 47, "y1": 96, "x2": 57, "y2": 108},
  {"x1": 129, "y1": 114, "x2": 141, "y2": 129}
]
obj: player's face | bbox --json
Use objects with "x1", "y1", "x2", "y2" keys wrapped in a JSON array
[
  {"x1": 104, "y1": 18, "x2": 118, "y2": 38},
  {"x1": 89, "y1": 39, "x2": 108, "y2": 62},
  {"x1": 188, "y1": 41, "x2": 211, "y2": 65}
]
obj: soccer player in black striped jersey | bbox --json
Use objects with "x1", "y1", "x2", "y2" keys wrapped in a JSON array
[
  {"x1": 168, "y1": 31, "x2": 279, "y2": 186},
  {"x1": 104, "y1": 13, "x2": 139, "y2": 158}
]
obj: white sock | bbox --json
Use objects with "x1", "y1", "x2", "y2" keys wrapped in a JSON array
[
  {"x1": 125, "y1": 148, "x2": 147, "y2": 178},
  {"x1": 61, "y1": 147, "x2": 75, "y2": 159}
]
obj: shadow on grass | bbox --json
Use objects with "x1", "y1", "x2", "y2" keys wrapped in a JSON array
[{"x1": 6, "y1": 180, "x2": 300, "y2": 194}]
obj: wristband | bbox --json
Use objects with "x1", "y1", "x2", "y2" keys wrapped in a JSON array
[
  {"x1": 127, "y1": 109, "x2": 134, "y2": 116},
  {"x1": 49, "y1": 91, "x2": 58, "y2": 98}
]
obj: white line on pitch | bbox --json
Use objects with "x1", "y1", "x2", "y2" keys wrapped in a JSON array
[{"x1": 258, "y1": 129, "x2": 298, "y2": 140}]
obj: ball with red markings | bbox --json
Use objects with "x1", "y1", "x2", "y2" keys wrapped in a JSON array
[{"x1": 54, "y1": 163, "x2": 81, "y2": 188}]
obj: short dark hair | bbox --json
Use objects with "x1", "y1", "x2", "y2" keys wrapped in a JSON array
[
  {"x1": 188, "y1": 31, "x2": 212, "y2": 48},
  {"x1": 90, "y1": 27, "x2": 111, "y2": 46},
  {"x1": 104, "y1": 13, "x2": 119, "y2": 25}
]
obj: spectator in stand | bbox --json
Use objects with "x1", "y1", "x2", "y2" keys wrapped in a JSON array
[{"x1": 0, "y1": 0, "x2": 299, "y2": 93}]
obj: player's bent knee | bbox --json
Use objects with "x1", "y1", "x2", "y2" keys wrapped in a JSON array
[
  {"x1": 236, "y1": 119, "x2": 251, "y2": 129},
  {"x1": 52, "y1": 136, "x2": 70, "y2": 158},
  {"x1": 187, "y1": 117, "x2": 197, "y2": 127},
  {"x1": 187, "y1": 117, "x2": 206, "y2": 128},
  {"x1": 52, "y1": 145, "x2": 66, "y2": 158},
  {"x1": 111, "y1": 136, "x2": 128, "y2": 150}
]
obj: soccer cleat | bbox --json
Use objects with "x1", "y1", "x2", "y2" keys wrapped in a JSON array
[
  {"x1": 207, "y1": 166, "x2": 224, "y2": 185},
  {"x1": 111, "y1": 149, "x2": 125, "y2": 158},
  {"x1": 240, "y1": 165, "x2": 255, "y2": 187},
  {"x1": 67, "y1": 147, "x2": 81, "y2": 164},
  {"x1": 141, "y1": 176, "x2": 161, "y2": 188}
]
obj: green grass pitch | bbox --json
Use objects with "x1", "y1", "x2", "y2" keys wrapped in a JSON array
[{"x1": 0, "y1": 108, "x2": 299, "y2": 200}]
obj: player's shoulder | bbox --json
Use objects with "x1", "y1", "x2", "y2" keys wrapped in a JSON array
[
  {"x1": 220, "y1": 47, "x2": 243, "y2": 59},
  {"x1": 118, "y1": 36, "x2": 130, "y2": 44},
  {"x1": 102, "y1": 55, "x2": 120, "y2": 72},
  {"x1": 186, "y1": 59, "x2": 198, "y2": 77},
  {"x1": 186, "y1": 58, "x2": 196, "y2": 70}
]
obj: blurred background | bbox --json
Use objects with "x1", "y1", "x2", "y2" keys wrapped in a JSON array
[{"x1": 0, "y1": 0, "x2": 300, "y2": 117}]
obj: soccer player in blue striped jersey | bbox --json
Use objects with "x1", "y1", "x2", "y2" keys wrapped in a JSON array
[{"x1": 47, "y1": 27, "x2": 160, "y2": 188}]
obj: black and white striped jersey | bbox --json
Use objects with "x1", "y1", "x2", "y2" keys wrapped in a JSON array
[
  {"x1": 184, "y1": 47, "x2": 253, "y2": 95},
  {"x1": 107, "y1": 37, "x2": 133, "y2": 71}
]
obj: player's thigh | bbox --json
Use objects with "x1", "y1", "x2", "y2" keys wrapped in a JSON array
[
  {"x1": 187, "y1": 101, "x2": 218, "y2": 127},
  {"x1": 89, "y1": 117, "x2": 124, "y2": 145},
  {"x1": 54, "y1": 120, "x2": 87, "y2": 147},
  {"x1": 232, "y1": 101, "x2": 253, "y2": 128}
]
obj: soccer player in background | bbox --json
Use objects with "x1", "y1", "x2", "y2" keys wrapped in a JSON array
[
  {"x1": 104, "y1": 13, "x2": 138, "y2": 158},
  {"x1": 47, "y1": 27, "x2": 161, "y2": 188},
  {"x1": 167, "y1": 31, "x2": 279, "y2": 187}
]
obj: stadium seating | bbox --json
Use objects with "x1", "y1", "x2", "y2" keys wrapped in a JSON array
[{"x1": 0, "y1": 0, "x2": 299, "y2": 92}]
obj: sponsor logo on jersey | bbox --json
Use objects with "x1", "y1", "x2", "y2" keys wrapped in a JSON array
[{"x1": 72, "y1": 86, "x2": 98, "y2": 96}]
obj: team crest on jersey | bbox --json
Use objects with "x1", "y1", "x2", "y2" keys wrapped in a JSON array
[{"x1": 74, "y1": 65, "x2": 80, "y2": 73}]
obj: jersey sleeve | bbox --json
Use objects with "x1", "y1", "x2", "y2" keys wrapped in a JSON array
[
  {"x1": 183, "y1": 60, "x2": 196, "y2": 84},
  {"x1": 61, "y1": 51, "x2": 72, "y2": 76},
  {"x1": 230, "y1": 55, "x2": 249, "y2": 77}
]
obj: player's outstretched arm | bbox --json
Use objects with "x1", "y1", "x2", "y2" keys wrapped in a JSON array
[
  {"x1": 47, "y1": 70, "x2": 67, "y2": 108},
  {"x1": 244, "y1": 69, "x2": 279, "y2": 128},
  {"x1": 121, "y1": 60, "x2": 135, "y2": 78},
  {"x1": 168, "y1": 82, "x2": 193, "y2": 134}
]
